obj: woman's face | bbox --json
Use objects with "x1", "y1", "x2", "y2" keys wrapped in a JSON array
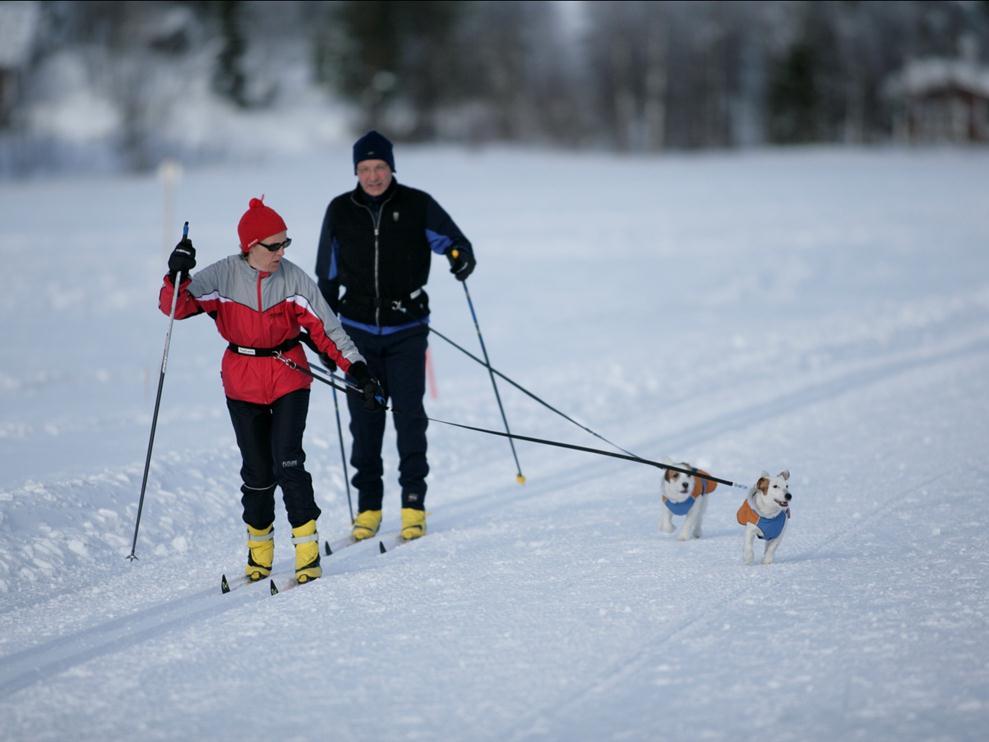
[{"x1": 247, "y1": 230, "x2": 289, "y2": 273}]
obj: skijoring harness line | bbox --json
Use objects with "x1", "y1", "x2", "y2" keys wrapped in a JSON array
[
  {"x1": 388, "y1": 305, "x2": 640, "y2": 460},
  {"x1": 272, "y1": 350, "x2": 747, "y2": 491}
]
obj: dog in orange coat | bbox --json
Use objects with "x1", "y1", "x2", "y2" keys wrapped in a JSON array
[
  {"x1": 737, "y1": 470, "x2": 792, "y2": 564},
  {"x1": 660, "y1": 462, "x2": 718, "y2": 541}
]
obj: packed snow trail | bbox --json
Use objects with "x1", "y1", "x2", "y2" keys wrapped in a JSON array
[{"x1": 1, "y1": 147, "x2": 988, "y2": 741}]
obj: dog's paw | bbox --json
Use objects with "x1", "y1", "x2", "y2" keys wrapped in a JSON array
[
  {"x1": 677, "y1": 531, "x2": 692, "y2": 542},
  {"x1": 694, "y1": 527, "x2": 703, "y2": 539},
  {"x1": 743, "y1": 549, "x2": 754, "y2": 564},
  {"x1": 762, "y1": 555, "x2": 775, "y2": 565},
  {"x1": 659, "y1": 521, "x2": 675, "y2": 534}
]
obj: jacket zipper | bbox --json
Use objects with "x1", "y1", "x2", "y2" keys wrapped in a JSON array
[
  {"x1": 373, "y1": 218, "x2": 380, "y2": 326},
  {"x1": 353, "y1": 191, "x2": 394, "y2": 327}
]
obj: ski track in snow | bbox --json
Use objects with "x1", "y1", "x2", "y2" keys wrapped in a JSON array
[
  {"x1": 503, "y1": 469, "x2": 965, "y2": 742},
  {"x1": 3, "y1": 312, "x2": 986, "y2": 740},
  {"x1": 1, "y1": 147, "x2": 988, "y2": 740}
]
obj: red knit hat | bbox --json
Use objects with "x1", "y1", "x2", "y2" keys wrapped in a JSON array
[{"x1": 237, "y1": 196, "x2": 287, "y2": 252}]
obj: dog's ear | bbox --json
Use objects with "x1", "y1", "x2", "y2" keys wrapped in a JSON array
[
  {"x1": 664, "y1": 468, "x2": 676, "y2": 482},
  {"x1": 756, "y1": 477, "x2": 769, "y2": 494},
  {"x1": 779, "y1": 470, "x2": 790, "y2": 481}
]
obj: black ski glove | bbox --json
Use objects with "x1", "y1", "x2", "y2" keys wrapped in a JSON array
[
  {"x1": 168, "y1": 238, "x2": 196, "y2": 282},
  {"x1": 447, "y1": 245, "x2": 476, "y2": 282},
  {"x1": 318, "y1": 352, "x2": 337, "y2": 374},
  {"x1": 348, "y1": 361, "x2": 384, "y2": 411}
]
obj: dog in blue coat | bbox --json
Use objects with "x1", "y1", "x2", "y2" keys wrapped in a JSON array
[
  {"x1": 659, "y1": 461, "x2": 718, "y2": 541},
  {"x1": 737, "y1": 470, "x2": 792, "y2": 565}
]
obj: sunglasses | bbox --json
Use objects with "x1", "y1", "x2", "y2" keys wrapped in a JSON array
[{"x1": 258, "y1": 237, "x2": 292, "y2": 252}]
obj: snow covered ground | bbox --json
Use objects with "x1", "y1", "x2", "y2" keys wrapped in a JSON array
[{"x1": 1, "y1": 145, "x2": 988, "y2": 741}]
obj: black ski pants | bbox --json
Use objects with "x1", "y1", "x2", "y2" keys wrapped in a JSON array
[
  {"x1": 226, "y1": 388, "x2": 320, "y2": 530},
  {"x1": 345, "y1": 325, "x2": 429, "y2": 512}
]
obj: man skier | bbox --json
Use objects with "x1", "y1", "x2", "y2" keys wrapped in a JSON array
[
  {"x1": 160, "y1": 197, "x2": 381, "y2": 584},
  {"x1": 314, "y1": 130, "x2": 476, "y2": 542}
]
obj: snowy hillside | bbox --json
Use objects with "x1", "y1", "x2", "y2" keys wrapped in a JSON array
[{"x1": 1, "y1": 146, "x2": 988, "y2": 740}]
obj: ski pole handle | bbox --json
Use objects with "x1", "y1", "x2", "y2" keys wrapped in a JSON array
[{"x1": 169, "y1": 221, "x2": 191, "y2": 288}]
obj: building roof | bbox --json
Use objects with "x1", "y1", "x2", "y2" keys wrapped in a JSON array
[
  {"x1": 886, "y1": 57, "x2": 989, "y2": 100},
  {"x1": 0, "y1": 1, "x2": 40, "y2": 69}
]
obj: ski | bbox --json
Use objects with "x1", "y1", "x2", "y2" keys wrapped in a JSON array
[
  {"x1": 377, "y1": 532, "x2": 426, "y2": 554},
  {"x1": 219, "y1": 571, "x2": 310, "y2": 596},
  {"x1": 323, "y1": 533, "x2": 361, "y2": 557},
  {"x1": 268, "y1": 574, "x2": 319, "y2": 595},
  {"x1": 220, "y1": 571, "x2": 283, "y2": 595},
  {"x1": 220, "y1": 573, "x2": 234, "y2": 593},
  {"x1": 220, "y1": 529, "x2": 416, "y2": 595},
  {"x1": 221, "y1": 530, "x2": 371, "y2": 595},
  {"x1": 322, "y1": 528, "x2": 411, "y2": 557}
]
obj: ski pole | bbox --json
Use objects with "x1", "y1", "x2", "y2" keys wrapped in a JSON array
[
  {"x1": 128, "y1": 221, "x2": 189, "y2": 561},
  {"x1": 391, "y1": 305, "x2": 638, "y2": 459},
  {"x1": 294, "y1": 334, "x2": 357, "y2": 523},
  {"x1": 331, "y1": 382, "x2": 355, "y2": 523},
  {"x1": 453, "y1": 254, "x2": 525, "y2": 485}
]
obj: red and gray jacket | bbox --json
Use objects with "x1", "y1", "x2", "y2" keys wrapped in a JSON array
[{"x1": 158, "y1": 255, "x2": 364, "y2": 405}]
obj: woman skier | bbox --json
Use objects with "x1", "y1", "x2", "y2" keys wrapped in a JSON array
[{"x1": 159, "y1": 197, "x2": 380, "y2": 584}]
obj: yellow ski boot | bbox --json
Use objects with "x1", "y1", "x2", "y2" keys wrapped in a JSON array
[
  {"x1": 245, "y1": 523, "x2": 274, "y2": 582},
  {"x1": 352, "y1": 510, "x2": 382, "y2": 541},
  {"x1": 291, "y1": 519, "x2": 322, "y2": 583},
  {"x1": 400, "y1": 508, "x2": 427, "y2": 541}
]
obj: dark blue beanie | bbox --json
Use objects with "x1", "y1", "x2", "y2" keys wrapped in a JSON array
[{"x1": 353, "y1": 130, "x2": 395, "y2": 174}]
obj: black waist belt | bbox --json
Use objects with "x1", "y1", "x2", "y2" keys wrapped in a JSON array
[
  {"x1": 228, "y1": 335, "x2": 302, "y2": 357},
  {"x1": 344, "y1": 288, "x2": 424, "y2": 310}
]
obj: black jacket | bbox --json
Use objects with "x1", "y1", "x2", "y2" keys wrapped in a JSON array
[{"x1": 315, "y1": 180, "x2": 472, "y2": 328}]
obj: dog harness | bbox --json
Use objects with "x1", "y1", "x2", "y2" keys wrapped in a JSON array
[
  {"x1": 663, "y1": 479, "x2": 709, "y2": 516},
  {"x1": 736, "y1": 499, "x2": 789, "y2": 540}
]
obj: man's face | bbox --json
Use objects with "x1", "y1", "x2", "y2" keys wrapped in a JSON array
[{"x1": 357, "y1": 159, "x2": 393, "y2": 197}]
